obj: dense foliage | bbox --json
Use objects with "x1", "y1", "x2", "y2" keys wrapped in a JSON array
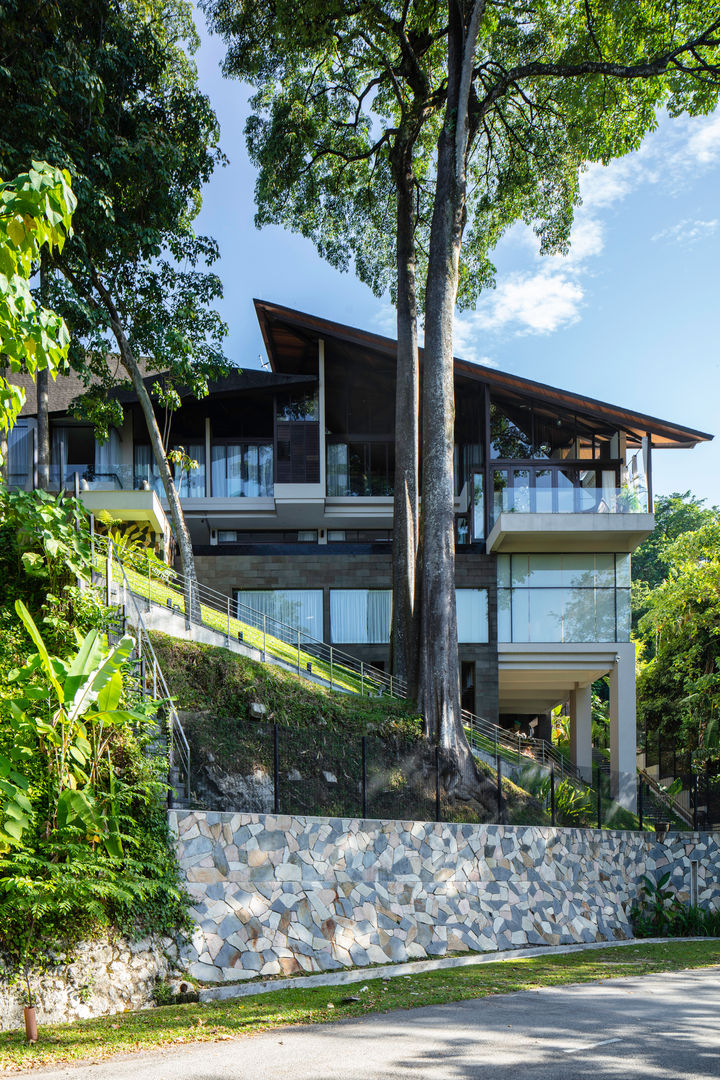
[
  {"x1": 636, "y1": 511, "x2": 720, "y2": 771},
  {"x1": 0, "y1": 163, "x2": 75, "y2": 439},
  {"x1": 0, "y1": 492, "x2": 189, "y2": 990}
]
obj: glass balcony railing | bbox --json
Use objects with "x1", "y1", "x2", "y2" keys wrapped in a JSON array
[{"x1": 474, "y1": 464, "x2": 649, "y2": 537}]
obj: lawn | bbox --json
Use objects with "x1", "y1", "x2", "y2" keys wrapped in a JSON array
[{"x1": 2, "y1": 940, "x2": 718, "y2": 1072}]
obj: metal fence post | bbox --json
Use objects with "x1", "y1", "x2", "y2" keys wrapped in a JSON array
[
  {"x1": 105, "y1": 540, "x2": 113, "y2": 606},
  {"x1": 638, "y1": 778, "x2": 644, "y2": 831},
  {"x1": 550, "y1": 765, "x2": 556, "y2": 827},
  {"x1": 361, "y1": 735, "x2": 367, "y2": 818},
  {"x1": 148, "y1": 559, "x2": 152, "y2": 611},
  {"x1": 390, "y1": 674, "x2": 393, "y2": 697},
  {"x1": 360, "y1": 661, "x2": 364, "y2": 696},
  {"x1": 273, "y1": 724, "x2": 280, "y2": 814},
  {"x1": 297, "y1": 628, "x2": 301, "y2": 674},
  {"x1": 497, "y1": 753, "x2": 503, "y2": 819},
  {"x1": 596, "y1": 765, "x2": 602, "y2": 830},
  {"x1": 263, "y1": 613, "x2": 267, "y2": 661},
  {"x1": 693, "y1": 772, "x2": 699, "y2": 830},
  {"x1": 330, "y1": 647, "x2": 333, "y2": 690},
  {"x1": 226, "y1": 597, "x2": 230, "y2": 644},
  {"x1": 517, "y1": 735, "x2": 521, "y2": 764},
  {"x1": 435, "y1": 743, "x2": 441, "y2": 823}
]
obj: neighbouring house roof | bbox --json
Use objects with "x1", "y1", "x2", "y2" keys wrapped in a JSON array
[
  {"x1": 254, "y1": 299, "x2": 713, "y2": 450},
  {"x1": 6, "y1": 361, "x2": 315, "y2": 420}
]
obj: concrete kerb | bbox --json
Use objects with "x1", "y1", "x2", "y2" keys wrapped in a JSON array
[{"x1": 197, "y1": 936, "x2": 719, "y2": 1003}]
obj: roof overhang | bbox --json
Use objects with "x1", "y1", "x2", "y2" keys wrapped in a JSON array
[{"x1": 254, "y1": 299, "x2": 712, "y2": 450}]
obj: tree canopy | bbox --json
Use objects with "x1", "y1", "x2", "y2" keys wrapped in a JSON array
[
  {"x1": 0, "y1": 0, "x2": 228, "y2": 600},
  {"x1": 637, "y1": 511, "x2": 720, "y2": 769},
  {"x1": 0, "y1": 163, "x2": 75, "y2": 441}
]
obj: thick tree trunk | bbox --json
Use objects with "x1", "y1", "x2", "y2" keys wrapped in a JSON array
[
  {"x1": 36, "y1": 254, "x2": 50, "y2": 490},
  {"x1": 418, "y1": 0, "x2": 490, "y2": 798},
  {"x1": 390, "y1": 152, "x2": 420, "y2": 695}
]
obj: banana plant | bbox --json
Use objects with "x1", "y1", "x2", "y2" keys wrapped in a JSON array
[{"x1": 0, "y1": 600, "x2": 146, "y2": 854}]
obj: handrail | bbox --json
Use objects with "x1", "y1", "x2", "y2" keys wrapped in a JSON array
[
  {"x1": 94, "y1": 534, "x2": 406, "y2": 702},
  {"x1": 462, "y1": 707, "x2": 588, "y2": 787},
  {"x1": 93, "y1": 534, "x2": 589, "y2": 792},
  {"x1": 637, "y1": 767, "x2": 694, "y2": 828},
  {"x1": 95, "y1": 545, "x2": 190, "y2": 802}
]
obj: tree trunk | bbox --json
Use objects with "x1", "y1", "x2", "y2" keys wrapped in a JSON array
[
  {"x1": 390, "y1": 149, "x2": 420, "y2": 695},
  {"x1": 85, "y1": 273, "x2": 202, "y2": 623},
  {"x1": 36, "y1": 253, "x2": 50, "y2": 490},
  {"x1": 418, "y1": 0, "x2": 488, "y2": 797}
]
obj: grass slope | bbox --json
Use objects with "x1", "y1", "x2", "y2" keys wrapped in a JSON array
[{"x1": 1, "y1": 941, "x2": 718, "y2": 1071}]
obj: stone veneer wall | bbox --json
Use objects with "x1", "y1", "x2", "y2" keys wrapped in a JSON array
[
  {"x1": 171, "y1": 810, "x2": 720, "y2": 982},
  {"x1": 0, "y1": 937, "x2": 175, "y2": 1031}
]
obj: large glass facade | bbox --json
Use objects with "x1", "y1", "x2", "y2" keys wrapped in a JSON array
[
  {"x1": 456, "y1": 589, "x2": 489, "y2": 643},
  {"x1": 234, "y1": 589, "x2": 323, "y2": 639},
  {"x1": 326, "y1": 441, "x2": 394, "y2": 496},
  {"x1": 330, "y1": 589, "x2": 392, "y2": 644},
  {"x1": 498, "y1": 553, "x2": 631, "y2": 643},
  {"x1": 134, "y1": 443, "x2": 206, "y2": 497}
]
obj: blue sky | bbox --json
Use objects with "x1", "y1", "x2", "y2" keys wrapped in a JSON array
[{"x1": 192, "y1": 22, "x2": 720, "y2": 508}]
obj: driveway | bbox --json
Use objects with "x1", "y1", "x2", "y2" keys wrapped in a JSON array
[{"x1": 27, "y1": 967, "x2": 720, "y2": 1080}]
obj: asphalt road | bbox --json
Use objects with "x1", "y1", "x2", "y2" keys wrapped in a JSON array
[{"x1": 28, "y1": 967, "x2": 720, "y2": 1080}]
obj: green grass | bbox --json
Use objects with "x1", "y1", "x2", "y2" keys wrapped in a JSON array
[
  {"x1": 103, "y1": 554, "x2": 385, "y2": 697},
  {"x1": 2, "y1": 940, "x2": 718, "y2": 1071}
]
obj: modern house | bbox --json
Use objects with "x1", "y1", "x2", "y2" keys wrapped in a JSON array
[{"x1": 6, "y1": 300, "x2": 712, "y2": 808}]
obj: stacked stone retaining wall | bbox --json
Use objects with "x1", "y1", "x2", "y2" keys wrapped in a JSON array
[{"x1": 170, "y1": 810, "x2": 720, "y2": 982}]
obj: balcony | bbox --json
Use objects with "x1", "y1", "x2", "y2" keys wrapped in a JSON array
[{"x1": 478, "y1": 464, "x2": 653, "y2": 553}]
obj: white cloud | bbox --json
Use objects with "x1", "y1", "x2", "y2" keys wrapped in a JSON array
[
  {"x1": 462, "y1": 271, "x2": 584, "y2": 338},
  {"x1": 652, "y1": 218, "x2": 718, "y2": 245},
  {"x1": 683, "y1": 112, "x2": 720, "y2": 166}
]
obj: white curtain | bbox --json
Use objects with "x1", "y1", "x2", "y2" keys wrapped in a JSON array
[
  {"x1": 456, "y1": 589, "x2": 489, "y2": 643},
  {"x1": 212, "y1": 444, "x2": 273, "y2": 497},
  {"x1": 8, "y1": 423, "x2": 30, "y2": 485},
  {"x1": 327, "y1": 443, "x2": 348, "y2": 496},
  {"x1": 330, "y1": 589, "x2": 391, "y2": 644},
  {"x1": 174, "y1": 443, "x2": 205, "y2": 498},
  {"x1": 234, "y1": 589, "x2": 323, "y2": 640},
  {"x1": 134, "y1": 445, "x2": 163, "y2": 497}
]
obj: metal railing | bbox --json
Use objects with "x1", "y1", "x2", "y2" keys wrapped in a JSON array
[
  {"x1": 96, "y1": 547, "x2": 191, "y2": 802},
  {"x1": 637, "y1": 767, "x2": 694, "y2": 828},
  {"x1": 92, "y1": 535, "x2": 588, "y2": 792},
  {"x1": 462, "y1": 707, "x2": 587, "y2": 786},
  {"x1": 94, "y1": 534, "x2": 406, "y2": 702}
]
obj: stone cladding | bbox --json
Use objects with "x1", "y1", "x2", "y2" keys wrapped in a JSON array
[{"x1": 170, "y1": 810, "x2": 720, "y2": 982}]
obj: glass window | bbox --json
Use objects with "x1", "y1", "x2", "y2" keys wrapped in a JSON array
[
  {"x1": 330, "y1": 589, "x2": 391, "y2": 644},
  {"x1": 456, "y1": 589, "x2": 489, "y2": 643},
  {"x1": 277, "y1": 391, "x2": 318, "y2": 421},
  {"x1": 218, "y1": 530, "x2": 237, "y2": 543},
  {"x1": 528, "y1": 589, "x2": 564, "y2": 642},
  {"x1": 234, "y1": 589, "x2": 323, "y2": 640},
  {"x1": 615, "y1": 554, "x2": 631, "y2": 588},
  {"x1": 497, "y1": 554, "x2": 511, "y2": 589},
  {"x1": 174, "y1": 443, "x2": 205, "y2": 498},
  {"x1": 490, "y1": 401, "x2": 532, "y2": 459},
  {"x1": 616, "y1": 589, "x2": 631, "y2": 640},
  {"x1": 212, "y1": 443, "x2": 273, "y2": 497},
  {"x1": 472, "y1": 473, "x2": 485, "y2": 540},
  {"x1": 297, "y1": 530, "x2": 318, "y2": 542},
  {"x1": 498, "y1": 588, "x2": 512, "y2": 642}
]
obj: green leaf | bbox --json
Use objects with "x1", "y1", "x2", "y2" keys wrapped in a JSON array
[{"x1": 14, "y1": 599, "x2": 64, "y2": 702}]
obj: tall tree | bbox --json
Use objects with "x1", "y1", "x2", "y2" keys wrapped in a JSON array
[
  {"x1": 205, "y1": 0, "x2": 720, "y2": 797},
  {"x1": 416, "y1": 1, "x2": 720, "y2": 789},
  {"x1": 0, "y1": 0, "x2": 227, "y2": 613},
  {"x1": 203, "y1": 1, "x2": 449, "y2": 688}
]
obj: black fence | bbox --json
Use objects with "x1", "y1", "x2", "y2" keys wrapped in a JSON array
[{"x1": 176, "y1": 717, "x2": 718, "y2": 832}]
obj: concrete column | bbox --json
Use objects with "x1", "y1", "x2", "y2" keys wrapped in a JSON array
[
  {"x1": 569, "y1": 685, "x2": 593, "y2": 782},
  {"x1": 318, "y1": 338, "x2": 326, "y2": 495},
  {"x1": 609, "y1": 642, "x2": 637, "y2": 810}
]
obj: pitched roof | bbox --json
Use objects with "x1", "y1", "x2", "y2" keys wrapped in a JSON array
[{"x1": 254, "y1": 299, "x2": 713, "y2": 449}]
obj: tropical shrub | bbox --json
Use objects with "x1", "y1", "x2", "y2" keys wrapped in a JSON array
[
  {"x1": 630, "y1": 872, "x2": 720, "y2": 938},
  {"x1": 0, "y1": 601, "x2": 190, "y2": 998}
]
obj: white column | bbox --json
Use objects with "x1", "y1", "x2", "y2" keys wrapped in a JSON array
[
  {"x1": 569, "y1": 684, "x2": 593, "y2": 782},
  {"x1": 609, "y1": 642, "x2": 637, "y2": 810},
  {"x1": 204, "y1": 417, "x2": 211, "y2": 498},
  {"x1": 318, "y1": 338, "x2": 326, "y2": 495}
]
